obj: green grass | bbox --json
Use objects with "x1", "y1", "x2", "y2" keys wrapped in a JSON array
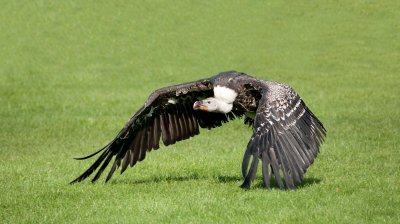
[{"x1": 1, "y1": 0, "x2": 399, "y2": 223}]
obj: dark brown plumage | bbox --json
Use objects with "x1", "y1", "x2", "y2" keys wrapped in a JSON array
[{"x1": 71, "y1": 71, "x2": 326, "y2": 189}]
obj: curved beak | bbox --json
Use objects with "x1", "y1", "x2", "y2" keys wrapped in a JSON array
[{"x1": 193, "y1": 101, "x2": 208, "y2": 111}]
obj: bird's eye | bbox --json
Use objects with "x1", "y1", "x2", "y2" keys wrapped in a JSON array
[{"x1": 207, "y1": 101, "x2": 211, "y2": 104}]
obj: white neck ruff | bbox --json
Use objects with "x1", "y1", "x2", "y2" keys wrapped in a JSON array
[
  {"x1": 215, "y1": 98, "x2": 233, "y2": 113},
  {"x1": 214, "y1": 85, "x2": 238, "y2": 104}
]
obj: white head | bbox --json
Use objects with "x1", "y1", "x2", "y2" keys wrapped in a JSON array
[{"x1": 193, "y1": 97, "x2": 233, "y2": 113}]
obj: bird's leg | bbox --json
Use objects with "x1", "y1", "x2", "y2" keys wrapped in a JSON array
[{"x1": 240, "y1": 151, "x2": 259, "y2": 189}]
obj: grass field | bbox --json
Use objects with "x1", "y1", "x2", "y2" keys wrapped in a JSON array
[{"x1": 1, "y1": 0, "x2": 399, "y2": 223}]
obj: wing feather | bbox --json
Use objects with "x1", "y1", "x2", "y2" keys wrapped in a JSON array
[
  {"x1": 145, "y1": 120, "x2": 154, "y2": 152},
  {"x1": 131, "y1": 129, "x2": 143, "y2": 166},
  {"x1": 120, "y1": 150, "x2": 130, "y2": 173},
  {"x1": 167, "y1": 113, "x2": 177, "y2": 144},
  {"x1": 71, "y1": 78, "x2": 241, "y2": 183},
  {"x1": 261, "y1": 150, "x2": 271, "y2": 189},
  {"x1": 138, "y1": 125, "x2": 148, "y2": 161},
  {"x1": 241, "y1": 82, "x2": 326, "y2": 189},
  {"x1": 160, "y1": 113, "x2": 171, "y2": 145},
  {"x1": 268, "y1": 147, "x2": 284, "y2": 189}
]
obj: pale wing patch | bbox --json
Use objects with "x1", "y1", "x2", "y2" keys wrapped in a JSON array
[{"x1": 167, "y1": 98, "x2": 177, "y2": 104}]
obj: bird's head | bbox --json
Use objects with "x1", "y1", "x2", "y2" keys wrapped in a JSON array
[
  {"x1": 193, "y1": 98, "x2": 220, "y2": 112},
  {"x1": 193, "y1": 97, "x2": 233, "y2": 113}
]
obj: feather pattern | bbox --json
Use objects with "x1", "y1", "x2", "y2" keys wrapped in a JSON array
[
  {"x1": 241, "y1": 81, "x2": 326, "y2": 189},
  {"x1": 71, "y1": 71, "x2": 326, "y2": 189},
  {"x1": 70, "y1": 78, "x2": 240, "y2": 184}
]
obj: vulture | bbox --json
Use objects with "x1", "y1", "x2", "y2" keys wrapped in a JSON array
[{"x1": 71, "y1": 71, "x2": 326, "y2": 189}]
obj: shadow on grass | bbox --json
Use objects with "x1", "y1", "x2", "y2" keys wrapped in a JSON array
[
  {"x1": 109, "y1": 173, "x2": 321, "y2": 190},
  {"x1": 109, "y1": 172, "x2": 207, "y2": 185},
  {"x1": 216, "y1": 174, "x2": 321, "y2": 190},
  {"x1": 110, "y1": 173, "x2": 241, "y2": 185},
  {"x1": 250, "y1": 176, "x2": 322, "y2": 190}
]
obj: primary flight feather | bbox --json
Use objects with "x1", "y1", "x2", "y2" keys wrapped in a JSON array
[{"x1": 71, "y1": 71, "x2": 326, "y2": 189}]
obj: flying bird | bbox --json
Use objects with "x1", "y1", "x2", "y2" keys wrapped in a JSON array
[{"x1": 71, "y1": 71, "x2": 326, "y2": 189}]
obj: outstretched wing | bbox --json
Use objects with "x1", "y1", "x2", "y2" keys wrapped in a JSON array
[
  {"x1": 241, "y1": 82, "x2": 326, "y2": 189},
  {"x1": 71, "y1": 78, "x2": 241, "y2": 183}
]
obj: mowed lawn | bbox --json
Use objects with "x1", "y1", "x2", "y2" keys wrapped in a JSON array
[{"x1": 1, "y1": 1, "x2": 399, "y2": 223}]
